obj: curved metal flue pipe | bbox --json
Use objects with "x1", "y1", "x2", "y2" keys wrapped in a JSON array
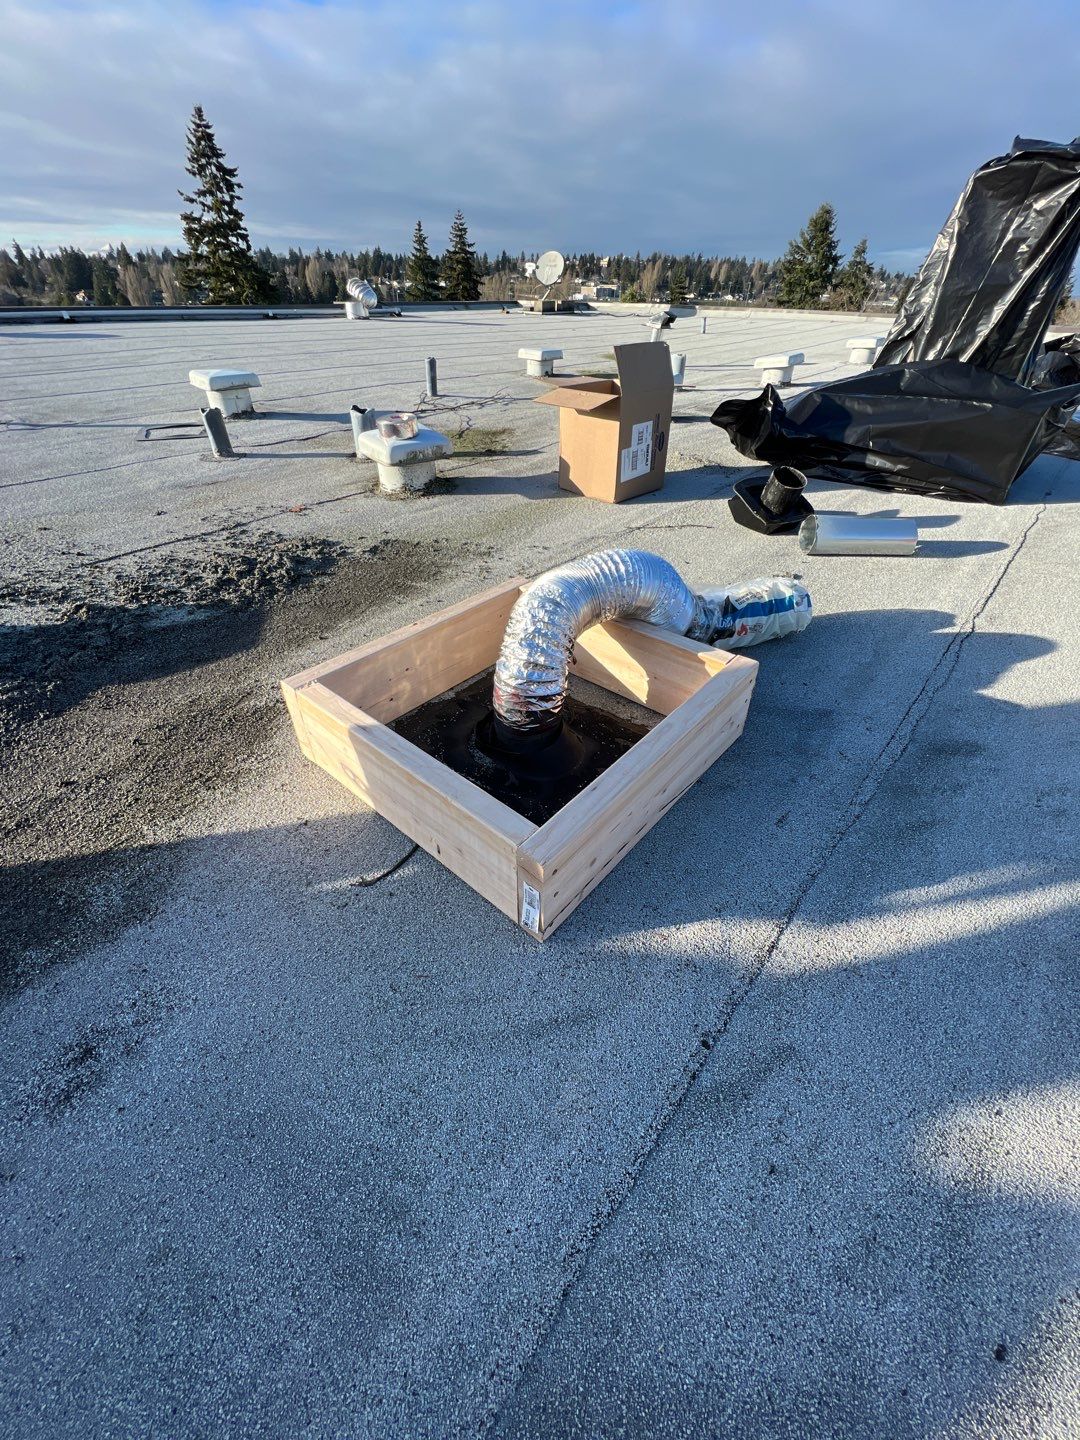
[
  {"x1": 492, "y1": 550, "x2": 714, "y2": 740},
  {"x1": 492, "y1": 549, "x2": 812, "y2": 742},
  {"x1": 346, "y1": 277, "x2": 379, "y2": 308}
]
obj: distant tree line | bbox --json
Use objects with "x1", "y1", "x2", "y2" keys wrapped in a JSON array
[
  {"x1": 0, "y1": 238, "x2": 908, "y2": 310},
  {"x1": 0, "y1": 238, "x2": 515, "y2": 307},
  {"x1": 0, "y1": 107, "x2": 909, "y2": 312}
]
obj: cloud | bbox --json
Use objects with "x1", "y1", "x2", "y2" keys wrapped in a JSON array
[{"x1": 1, "y1": 0, "x2": 1078, "y2": 266}]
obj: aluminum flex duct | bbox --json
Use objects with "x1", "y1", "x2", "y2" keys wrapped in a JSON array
[
  {"x1": 492, "y1": 549, "x2": 810, "y2": 738},
  {"x1": 493, "y1": 551, "x2": 702, "y2": 737}
]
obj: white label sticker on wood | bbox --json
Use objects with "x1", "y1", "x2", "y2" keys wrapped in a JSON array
[
  {"x1": 619, "y1": 420, "x2": 654, "y2": 483},
  {"x1": 521, "y1": 882, "x2": 541, "y2": 932}
]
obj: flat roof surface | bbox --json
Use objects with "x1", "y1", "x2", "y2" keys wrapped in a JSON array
[{"x1": 2, "y1": 308, "x2": 1077, "y2": 1438}]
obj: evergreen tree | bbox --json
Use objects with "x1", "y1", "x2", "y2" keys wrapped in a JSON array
[
  {"x1": 834, "y1": 237, "x2": 873, "y2": 310},
  {"x1": 177, "y1": 105, "x2": 273, "y2": 303},
  {"x1": 58, "y1": 247, "x2": 92, "y2": 301},
  {"x1": 441, "y1": 210, "x2": 481, "y2": 301},
  {"x1": 776, "y1": 202, "x2": 842, "y2": 309},
  {"x1": 0, "y1": 247, "x2": 24, "y2": 304},
  {"x1": 91, "y1": 255, "x2": 118, "y2": 305},
  {"x1": 405, "y1": 219, "x2": 440, "y2": 301},
  {"x1": 1055, "y1": 271, "x2": 1075, "y2": 319},
  {"x1": 669, "y1": 261, "x2": 688, "y2": 306}
]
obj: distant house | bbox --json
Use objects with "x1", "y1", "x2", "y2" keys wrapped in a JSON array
[{"x1": 577, "y1": 282, "x2": 621, "y2": 301}]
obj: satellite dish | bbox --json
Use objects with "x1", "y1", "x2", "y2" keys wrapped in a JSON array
[{"x1": 534, "y1": 250, "x2": 566, "y2": 289}]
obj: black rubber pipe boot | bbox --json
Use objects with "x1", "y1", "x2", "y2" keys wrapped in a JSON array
[{"x1": 729, "y1": 465, "x2": 813, "y2": 534}]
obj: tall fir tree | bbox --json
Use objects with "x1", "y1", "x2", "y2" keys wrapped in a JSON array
[
  {"x1": 834, "y1": 237, "x2": 873, "y2": 310},
  {"x1": 1055, "y1": 271, "x2": 1074, "y2": 319},
  {"x1": 405, "y1": 219, "x2": 440, "y2": 301},
  {"x1": 0, "y1": 248, "x2": 21, "y2": 300},
  {"x1": 668, "y1": 261, "x2": 688, "y2": 306},
  {"x1": 90, "y1": 255, "x2": 118, "y2": 306},
  {"x1": 441, "y1": 210, "x2": 481, "y2": 301},
  {"x1": 178, "y1": 105, "x2": 273, "y2": 304},
  {"x1": 776, "y1": 202, "x2": 842, "y2": 309}
]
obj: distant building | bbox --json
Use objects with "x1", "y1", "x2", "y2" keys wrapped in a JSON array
[{"x1": 577, "y1": 282, "x2": 621, "y2": 301}]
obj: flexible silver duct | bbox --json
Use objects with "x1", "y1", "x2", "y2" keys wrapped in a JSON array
[
  {"x1": 490, "y1": 551, "x2": 707, "y2": 737},
  {"x1": 493, "y1": 549, "x2": 811, "y2": 737}
]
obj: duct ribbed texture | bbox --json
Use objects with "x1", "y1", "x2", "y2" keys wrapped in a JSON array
[
  {"x1": 492, "y1": 550, "x2": 710, "y2": 735},
  {"x1": 346, "y1": 277, "x2": 378, "y2": 306}
]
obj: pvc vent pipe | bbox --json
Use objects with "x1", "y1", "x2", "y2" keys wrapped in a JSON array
[
  {"x1": 799, "y1": 514, "x2": 918, "y2": 556},
  {"x1": 200, "y1": 406, "x2": 235, "y2": 459}
]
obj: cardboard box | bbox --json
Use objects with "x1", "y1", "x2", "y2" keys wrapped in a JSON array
[{"x1": 535, "y1": 342, "x2": 674, "y2": 503}]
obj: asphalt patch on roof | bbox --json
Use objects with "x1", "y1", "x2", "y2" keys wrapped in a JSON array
[
  {"x1": 0, "y1": 531, "x2": 454, "y2": 1000},
  {"x1": 0, "y1": 532, "x2": 347, "y2": 733}
]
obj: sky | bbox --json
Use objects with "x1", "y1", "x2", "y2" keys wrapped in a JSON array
[{"x1": 1, "y1": 0, "x2": 1078, "y2": 271}]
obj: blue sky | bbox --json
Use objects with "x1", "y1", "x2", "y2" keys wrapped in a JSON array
[{"x1": 1, "y1": 0, "x2": 1078, "y2": 269}]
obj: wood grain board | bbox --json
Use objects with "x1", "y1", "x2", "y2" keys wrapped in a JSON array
[{"x1": 282, "y1": 583, "x2": 758, "y2": 938}]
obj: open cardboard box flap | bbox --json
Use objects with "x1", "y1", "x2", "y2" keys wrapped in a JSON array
[
  {"x1": 535, "y1": 380, "x2": 620, "y2": 413},
  {"x1": 535, "y1": 344, "x2": 673, "y2": 413},
  {"x1": 611, "y1": 341, "x2": 674, "y2": 391},
  {"x1": 533, "y1": 340, "x2": 675, "y2": 503}
]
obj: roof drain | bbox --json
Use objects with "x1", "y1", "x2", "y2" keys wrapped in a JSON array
[{"x1": 491, "y1": 549, "x2": 809, "y2": 749}]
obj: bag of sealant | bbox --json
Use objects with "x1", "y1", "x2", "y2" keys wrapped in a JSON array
[{"x1": 698, "y1": 575, "x2": 811, "y2": 649}]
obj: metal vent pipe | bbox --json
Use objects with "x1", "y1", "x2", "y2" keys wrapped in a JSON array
[
  {"x1": 492, "y1": 549, "x2": 811, "y2": 741},
  {"x1": 346, "y1": 277, "x2": 379, "y2": 308},
  {"x1": 492, "y1": 551, "x2": 710, "y2": 740}
]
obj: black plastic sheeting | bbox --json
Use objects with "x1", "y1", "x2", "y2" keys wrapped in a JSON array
[
  {"x1": 1032, "y1": 333, "x2": 1080, "y2": 388},
  {"x1": 876, "y1": 136, "x2": 1080, "y2": 382},
  {"x1": 713, "y1": 362, "x2": 1080, "y2": 505},
  {"x1": 712, "y1": 137, "x2": 1080, "y2": 504},
  {"x1": 1031, "y1": 335, "x2": 1080, "y2": 459}
]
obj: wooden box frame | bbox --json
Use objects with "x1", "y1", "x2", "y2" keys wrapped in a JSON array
[{"x1": 282, "y1": 579, "x2": 757, "y2": 940}]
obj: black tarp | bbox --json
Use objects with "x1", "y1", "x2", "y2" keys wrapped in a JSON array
[
  {"x1": 1032, "y1": 333, "x2": 1080, "y2": 388},
  {"x1": 876, "y1": 136, "x2": 1080, "y2": 382},
  {"x1": 712, "y1": 137, "x2": 1080, "y2": 503},
  {"x1": 712, "y1": 361, "x2": 1080, "y2": 505}
]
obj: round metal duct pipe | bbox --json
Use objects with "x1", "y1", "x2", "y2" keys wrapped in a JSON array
[
  {"x1": 492, "y1": 549, "x2": 810, "y2": 742},
  {"x1": 798, "y1": 514, "x2": 918, "y2": 556},
  {"x1": 346, "y1": 277, "x2": 379, "y2": 309}
]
